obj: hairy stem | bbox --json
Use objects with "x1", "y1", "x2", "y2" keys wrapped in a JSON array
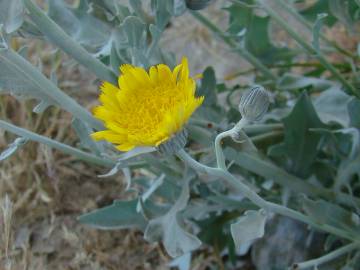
[
  {"x1": 292, "y1": 242, "x2": 360, "y2": 269},
  {"x1": 0, "y1": 48, "x2": 103, "y2": 130},
  {"x1": 215, "y1": 118, "x2": 248, "y2": 169},
  {"x1": 0, "y1": 120, "x2": 115, "y2": 167},
  {"x1": 24, "y1": 0, "x2": 117, "y2": 85},
  {"x1": 177, "y1": 149, "x2": 358, "y2": 242}
]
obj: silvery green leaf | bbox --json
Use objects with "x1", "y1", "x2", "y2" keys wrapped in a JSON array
[
  {"x1": 312, "y1": 13, "x2": 327, "y2": 53},
  {"x1": 144, "y1": 175, "x2": 201, "y2": 257},
  {"x1": 90, "y1": 0, "x2": 131, "y2": 22},
  {"x1": 152, "y1": 0, "x2": 172, "y2": 30},
  {"x1": 230, "y1": 210, "x2": 267, "y2": 250},
  {"x1": 302, "y1": 197, "x2": 360, "y2": 238},
  {"x1": 118, "y1": 16, "x2": 147, "y2": 49},
  {"x1": 0, "y1": 137, "x2": 27, "y2": 162},
  {"x1": 168, "y1": 253, "x2": 191, "y2": 270},
  {"x1": 314, "y1": 88, "x2": 352, "y2": 127},
  {"x1": 48, "y1": 0, "x2": 111, "y2": 53},
  {"x1": 72, "y1": 118, "x2": 102, "y2": 155},
  {"x1": 129, "y1": 0, "x2": 147, "y2": 22},
  {"x1": 78, "y1": 199, "x2": 147, "y2": 231},
  {"x1": 147, "y1": 24, "x2": 162, "y2": 58},
  {"x1": 0, "y1": 0, "x2": 24, "y2": 33},
  {"x1": 98, "y1": 161, "x2": 127, "y2": 178},
  {"x1": 0, "y1": 48, "x2": 56, "y2": 110},
  {"x1": 110, "y1": 44, "x2": 123, "y2": 73}
]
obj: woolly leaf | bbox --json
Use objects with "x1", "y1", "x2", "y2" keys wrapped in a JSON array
[
  {"x1": 0, "y1": 0, "x2": 24, "y2": 33},
  {"x1": 78, "y1": 199, "x2": 147, "y2": 231},
  {"x1": 230, "y1": 210, "x2": 267, "y2": 250},
  {"x1": 144, "y1": 175, "x2": 201, "y2": 258}
]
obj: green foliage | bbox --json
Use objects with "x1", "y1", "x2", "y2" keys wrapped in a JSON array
[
  {"x1": 230, "y1": 210, "x2": 267, "y2": 250},
  {"x1": 78, "y1": 199, "x2": 148, "y2": 230},
  {"x1": 1, "y1": 0, "x2": 360, "y2": 268},
  {"x1": 225, "y1": 1, "x2": 294, "y2": 64},
  {"x1": 269, "y1": 92, "x2": 325, "y2": 177}
]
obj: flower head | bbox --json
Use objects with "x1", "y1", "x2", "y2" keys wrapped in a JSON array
[
  {"x1": 91, "y1": 57, "x2": 204, "y2": 152},
  {"x1": 239, "y1": 85, "x2": 270, "y2": 121}
]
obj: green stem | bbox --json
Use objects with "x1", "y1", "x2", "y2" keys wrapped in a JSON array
[
  {"x1": 273, "y1": 0, "x2": 354, "y2": 58},
  {"x1": 215, "y1": 118, "x2": 248, "y2": 169},
  {"x1": 0, "y1": 48, "x2": 102, "y2": 130},
  {"x1": 292, "y1": 242, "x2": 360, "y2": 269},
  {"x1": 231, "y1": 151, "x2": 360, "y2": 208},
  {"x1": 177, "y1": 149, "x2": 358, "y2": 242},
  {"x1": 23, "y1": 0, "x2": 117, "y2": 85},
  {"x1": 254, "y1": 0, "x2": 359, "y2": 97},
  {"x1": 189, "y1": 10, "x2": 277, "y2": 82},
  {"x1": 0, "y1": 120, "x2": 115, "y2": 167}
]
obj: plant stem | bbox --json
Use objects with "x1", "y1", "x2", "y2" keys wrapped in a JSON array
[
  {"x1": 292, "y1": 242, "x2": 360, "y2": 269},
  {"x1": 177, "y1": 149, "x2": 359, "y2": 242},
  {"x1": 250, "y1": 130, "x2": 283, "y2": 143},
  {"x1": 254, "y1": 0, "x2": 359, "y2": 97},
  {"x1": 189, "y1": 10, "x2": 277, "y2": 82},
  {"x1": 231, "y1": 151, "x2": 360, "y2": 208},
  {"x1": 23, "y1": 0, "x2": 118, "y2": 85},
  {"x1": 273, "y1": 0, "x2": 354, "y2": 58},
  {"x1": 0, "y1": 48, "x2": 103, "y2": 130},
  {"x1": 0, "y1": 120, "x2": 115, "y2": 167},
  {"x1": 215, "y1": 118, "x2": 247, "y2": 169}
]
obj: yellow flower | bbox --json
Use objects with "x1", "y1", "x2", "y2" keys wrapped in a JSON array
[{"x1": 91, "y1": 57, "x2": 204, "y2": 152}]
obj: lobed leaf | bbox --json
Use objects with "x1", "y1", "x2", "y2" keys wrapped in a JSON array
[
  {"x1": 144, "y1": 174, "x2": 201, "y2": 257},
  {"x1": 230, "y1": 210, "x2": 267, "y2": 250}
]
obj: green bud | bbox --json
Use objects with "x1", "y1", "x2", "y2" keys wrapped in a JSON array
[
  {"x1": 239, "y1": 86, "x2": 270, "y2": 121},
  {"x1": 157, "y1": 129, "x2": 188, "y2": 155},
  {"x1": 186, "y1": 0, "x2": 213, "y2": 10}
]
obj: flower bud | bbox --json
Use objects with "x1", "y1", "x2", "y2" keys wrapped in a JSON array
[
  {"x1": 239, "y1": 86, "x2": 270, "y2": 121},
  {"x1": 186, "y1": 0, "x2": 212, "y2": 10},
  {"x1": 157, "y1": 129, "x2": 188, "y2": 155}
]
